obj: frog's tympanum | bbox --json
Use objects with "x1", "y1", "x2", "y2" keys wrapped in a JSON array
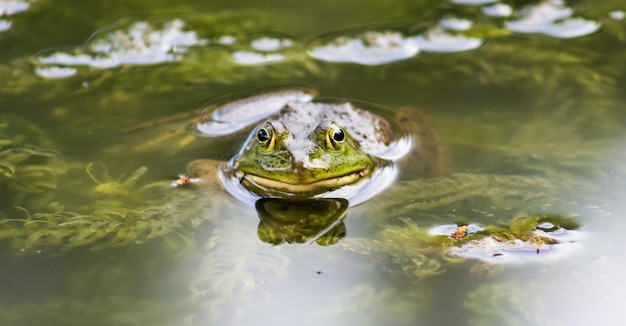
[{"x1": 189, "y1": 87, "x2": 443, "y2": 205}]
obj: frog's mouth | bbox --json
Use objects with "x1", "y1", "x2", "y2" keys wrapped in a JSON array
[{"x1": 238, "y1": 169, "x2": 370, "y2": 195}]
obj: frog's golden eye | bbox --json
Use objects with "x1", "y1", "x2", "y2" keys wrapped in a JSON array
[
  {"x1": 326, "y1": 123, "x2": 346, "y2": 151},
  {"x1": 257, "y1": 124, "x2": 275, "y2": 151}
]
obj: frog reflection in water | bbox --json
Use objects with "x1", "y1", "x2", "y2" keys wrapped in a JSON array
[{"x1": 188, "y1": 87, "x2": 445, "y2": 203}]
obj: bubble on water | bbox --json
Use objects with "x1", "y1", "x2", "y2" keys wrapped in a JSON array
[
  {"x1": 217, "y1": 35, "x2": 237, "y2": 45},
  {"x1": 0, "y1": 18, "x2": 10, "y2": 31},
  {"x1": 411, "y1": 17, "x2": 482, "y2": 53},
  {"x1": 308, "y1": 31, "x2": 420, "y2": 65},
  {"x1": 450, "y1": 0, "x2": 497, "y2": 5},
  {"x1": 505, "y1": 0, "x2": 600, "y2": 38},
  {"x1": 35, "y1": 18, "x2": 208, "y2": 77},
  {"x1": 536, "y1": 222, "x2": 555, "y2": 230},
  {"x1": 482, "y1": 3, "x2": 513, "y2": 18},
  {"x1": 228, "y1": 33, "x2": 295, "y2": 64},
  {"x1": 35, "y1": 66, "x2": 78, "y2": 78},
  {"x1": 0, "y1": 0, "x2": 31, "y2": 16},
  {"x1": 231, "y1": 50, "x2": 285, "y2": 64},
  {"x1": 0, "y1": 0, "x2": 34, "y2": 32},
  {"x1": 609, "y1": 10, "x2": 625, "y2": 21},
  {"x1": 308, "y1": 19, "x2": 484, "y2": 65},
  {"x1": 250, "y1": 36, "x2": 294, "y2": 52},
  {"x1": 411, "y1": 28, "x2": 482, "y2": 53},
  {"x1": 439, "y1": 17, "x2": 474, "y2": 31}
]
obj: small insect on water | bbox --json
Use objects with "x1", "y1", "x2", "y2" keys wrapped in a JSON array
[
  {"x1": 175, "y1": 175, "x2": 191, "y2": 186},
  {"x1": 450, "y1": 225, "x2": 468, "y2": 240}
]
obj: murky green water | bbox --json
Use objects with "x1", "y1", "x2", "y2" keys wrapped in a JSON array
[{"x1": 1, "y1": 0, "x2": 626, "y2": 325}]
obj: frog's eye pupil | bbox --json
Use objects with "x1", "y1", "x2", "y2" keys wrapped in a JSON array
[
  {"x1": 333, "y1": 128, "x2": 345, "y2": 142},
  {"x1": 258, "y1": 128, "x2": 270, "y2": 142}
]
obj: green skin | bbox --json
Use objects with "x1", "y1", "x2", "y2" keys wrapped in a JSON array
[
  {"x1": 216, "y1": 101, "x2": 404, "y2": 197},
  {"x1": 188, "y1": 97, "x2": 448, "y2": 199},
  {"x1": 234, "y1": 119, "x2": 378, "y2": 196}
]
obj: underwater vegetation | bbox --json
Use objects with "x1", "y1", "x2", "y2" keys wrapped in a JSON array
[
  {"x1": 0, "y1": 114, "x2": 67, "y2": 211},
  {"x1": 0, "y1": 0, "x2": 622, "y2": 260},
  {"x1": 0, "y1": 113, "x2": 214, "y2": 253},
  {"x1": 0, "y1": 0, "x2": 625, "y2": 324}
]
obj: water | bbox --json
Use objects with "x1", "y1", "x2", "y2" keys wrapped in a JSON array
[{"x1": 1, "y1": 0, "x2": 625, "y2": 325}]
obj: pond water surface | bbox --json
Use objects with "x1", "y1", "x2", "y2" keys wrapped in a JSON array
[{"x1": 1, "y1": 0, "x2": 625, "y2": 325}]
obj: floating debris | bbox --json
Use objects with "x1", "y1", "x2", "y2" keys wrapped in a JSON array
[
  {"x1": 0, "y1": 0, "x2": 31, "y2": 16},
  {"x1": 170, "y1": 174, "x2": 202, "y2": 187},
  {"x1": 231, "y1": 51, "x2": 285, "y2": 65},
  {"x1": 482, "y1": 3, "x2": 513, "y2": 18},
  {"x1": 450, "y1": 0, "x2": 497, "y2": 5},
  {"x1": 250, "y1": 36, "x2": 294, "y2": 51},
  {"x1": 412, "y1": 27, "x2": 482, "y2": 53},
  {"x1": 0, "y1": 0, "x2": 34, "y2": 33},
  {"x1": 217, "y1": 35, "x2": 237, "y2": 45},
  {"x1": 412, "y1": 17, "x2": 482, "y2": 53},
  {"x1": 221, "y1": 33, "x2": 295, "y2": 65},
  {"x1": 308, "y1": 17, "x2": 484, "y2": 65},
  {"x1": 436, "y1": 217, "x2": 581, "y2": 264},
  {"x1": 428, "y1": 223, "x2": 484, "y2": 238},
  {"x1": 505, "y1": 0, "x2": 600, "y2": 38},
  {"x1": 439, "y1": 17, "x2": 473, "y2": 31},
  {"x1": 174, "y1": 175, "x2": 191, "y2": 186},
  {"x1": 36, "y1": 18, "x2": 208, "y2": 76},
  {"x1": 0, "y1": 18, "x2": 9, "y2": 31},
  {"x1": 609, "y1": 10, "x2": 625, "y2": 21},
  {"x1": 34, "y1": 66, "x2": 78, "y2": 78},
  {"x1": 308, "y1": 31, "x2": 419, "y2": 65}
]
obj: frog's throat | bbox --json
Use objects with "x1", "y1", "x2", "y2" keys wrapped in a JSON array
[{"x1": 238, "y1": 170, "x2": 369, "y2": 194}]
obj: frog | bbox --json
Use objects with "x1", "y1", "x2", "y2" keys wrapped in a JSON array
[{"x1": 185, "y1": 87, "x2": 448, "y2": 205}]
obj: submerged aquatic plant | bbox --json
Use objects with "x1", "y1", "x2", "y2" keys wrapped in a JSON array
[
  {"x1": 189, "y1": 218, "x2": 290, "y2": 325},
  {"x1": 0, "y1": 115, "x2": 67, "y2": 210},
  {"x1": 0, "y1": 162, "x2": 214, "y2": 254},
  {"x1": 308, "y1": 285, "x2": 423, "y2": 326},
  {"x1": 464, "y1": 280, "x2": 553, "y2": 326},
  {"x1": 0, "y1": 1, "x2": 623, "y2": 325},
  {"x1": 367, "y1": 173, "x2": 568, "y2": 222}
]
